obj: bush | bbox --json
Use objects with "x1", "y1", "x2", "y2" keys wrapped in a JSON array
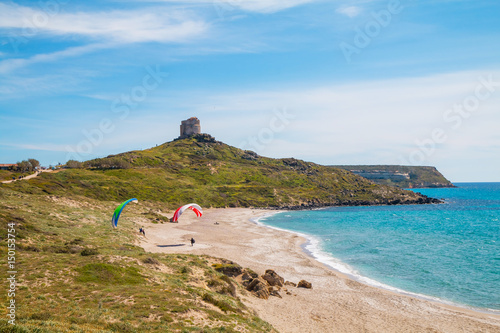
[
  {"x1": 202, "y1": 293, "x2": 236, "y2": 313},
  {"x1": 80, "y1": 248, "x2": 99, "y2": 256},
  {"x1": 180, "y1": 266, "x2": 191, "y2": 274},
  {"x1": 142, "y1": 257, "x2": 160, "y2": 265},
  {"x1": 30, "y1": 312, "x2": 52, "y2": 320},
  {"x1": 76, "y1": 263, "x2": 144, "y2": 285},
  {"x1": 66, "y1": 160, "x2": 83, "y2": 169}
]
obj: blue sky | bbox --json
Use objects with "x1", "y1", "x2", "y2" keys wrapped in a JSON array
[{"x1": 0, "y1": 0, "x2": 499, "y2": 182}]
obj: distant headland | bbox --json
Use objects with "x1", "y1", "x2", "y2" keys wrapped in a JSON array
[{"x1": 333, "y1": 165, "x2": 455, "y2": 188}]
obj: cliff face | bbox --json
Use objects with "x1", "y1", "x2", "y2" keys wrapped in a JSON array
[{"x1": 332, "y1": 165, "x2": 455, "y2": 189}]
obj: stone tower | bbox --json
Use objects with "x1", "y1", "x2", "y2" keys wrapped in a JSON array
[{"x1": 179, "y1": 117, "x2": 201, "y2": 139}]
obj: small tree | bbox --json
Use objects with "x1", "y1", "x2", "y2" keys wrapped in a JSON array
[
  {"x1": 16, "y1": 160, "x2": 32, "y2": 172},
  {"x1": 28, "y1": 158, "x2": 40, "y2": 170},
  {"x1": 66, "y1": 160, "x2": 83, "y2": 169}
]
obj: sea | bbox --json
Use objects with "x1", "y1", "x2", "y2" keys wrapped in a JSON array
[{"x1": 258, "y1": 182, "x2": 500, "y2": 313}]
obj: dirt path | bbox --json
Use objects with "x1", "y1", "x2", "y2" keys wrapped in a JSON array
[{"x1": 1, "y1": 169, "x2": 54, "y2": 184}]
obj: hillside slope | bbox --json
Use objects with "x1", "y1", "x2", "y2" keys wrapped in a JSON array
[
  {"x1": 0, "y1": 187, "x2": 277, "y2": 332},
  {"x1": 3, "y1": 135, "x2": 439, "y2": 208},
  {"x1": 333, "y1": 165, "x2": 455, "y2": 188}
]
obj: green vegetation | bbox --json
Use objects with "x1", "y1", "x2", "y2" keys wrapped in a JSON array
[
  {"x1": 333, "y1": 165, "x2": 455, "y2": 188},
  {"x1": 0, "y1": 188, "x2": 276, "y2": 332},
  {"x1": 4, "y1": 135, "x2": 436, "y2": 208}
]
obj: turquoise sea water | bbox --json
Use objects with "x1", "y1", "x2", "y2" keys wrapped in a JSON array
[{"x1": 259, "y1": 183, "x2": 500, "y2": 312}]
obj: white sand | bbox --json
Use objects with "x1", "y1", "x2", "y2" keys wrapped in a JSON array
[{"x1": 139, "y1": 208, "x2": 500, "y2": 333}]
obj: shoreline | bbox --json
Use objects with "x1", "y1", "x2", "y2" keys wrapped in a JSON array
[
  {"x1": 139, "y1": 208, "x2": 500, "y2": 333},
  {"x1": 255, "y1": 212, "x2": 500, "y2": 316}
]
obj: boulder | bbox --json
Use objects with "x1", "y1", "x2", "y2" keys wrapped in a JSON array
[
  {"x1": 269, "y1": 289, "x2": 282, "y2": 298},
  {"x1": 242, "y1": 268, "x2": 259, "y2": 280},
  {"x1": 284, "y1": 281, "x2": 297, "y2": 287},
  {"x1": 261, "y1": 269, "x2": 284, "y2": 287},
  {"x1": 297, "y1": 280, "x2": 312, "y2": 289},
  {"x1": 246, "y1": 278, "x2": 270, "y2": 299}
]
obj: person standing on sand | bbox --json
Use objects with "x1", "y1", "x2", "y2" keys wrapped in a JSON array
[{"x1": 190, "y1": 238, "x2": 195, "y2": 246}]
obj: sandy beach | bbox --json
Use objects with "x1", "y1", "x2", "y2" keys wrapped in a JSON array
[{"x1": 139, "y1": 208, "x2": 500, "y2": 333}]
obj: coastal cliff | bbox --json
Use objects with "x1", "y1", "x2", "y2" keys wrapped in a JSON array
[{"x1": 333, "y1": 165, "x2": 455, "y2": 189}]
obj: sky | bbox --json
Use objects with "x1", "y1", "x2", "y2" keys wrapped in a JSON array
[{"x1": 0, "y1": 0, "x2": 499, "y2": 182}]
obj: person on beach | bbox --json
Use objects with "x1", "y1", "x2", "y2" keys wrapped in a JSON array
[
  {"x1": 139, "y1": 227, "x2": 143, "y2": 234},
  {"x1": 190, "y1": 238, "x2": 195, "y2": 246}
]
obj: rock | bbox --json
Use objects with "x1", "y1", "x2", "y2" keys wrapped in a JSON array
[
  {"x1": 261, "y1": 269, "x2": 284, "y2": 287},
  {"x1": 246, "y1": 278, "x2": 270, "y2": 299},
  {"x1": 213, "y1": 263, "x2": 242, "y2": 277},
  {"x1": 242, "y1": 268, "x2": 259, "y2": 279},
  {"x1": 284, "y1": 281, "x2": 297, "y2": 287},
  {"x1": 269, "y1": 289, "x2": 282, "y2": 298},
  {"x1": 297, "y1": 280, "x2": 312, "y2": 289},
  {"x1": 241, "y1": 272, "x2": 253, "y2": 285}
]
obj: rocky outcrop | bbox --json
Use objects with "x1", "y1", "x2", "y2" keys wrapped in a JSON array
[
  {"x1": 246, "y1": 277, "x2": 271, "y2": 299},
  {"x1": 262, "y1": 270, "x2": 284, "y2": 287},
  {"x1": 272, "y1": 194, "x2": 441, "y2": 210},
  {"x1": 297, "y1": 280, "x2": 312, "y2": 289},
  {"x1": 215, "y1": 264, "x2": 312, "y2": 300}
]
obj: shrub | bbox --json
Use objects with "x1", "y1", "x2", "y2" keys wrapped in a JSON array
[
  {"x1": 80, "y1": 248, "x2": 99, "y2": 256},
  {"x1": 30, "y1": 312, "x2": 51, "y2": 320},
  {"x1": 202, "y1": 293, "x2": 237, "y2": 313},
  {"x1": 76, "y1": 263, "x2": 144, "y2": 285},
  {"x1": 142, "y1": 257, "x2": 160, "y2": 265},
  {"x1": 65, "y1": 160, "x2": 83, "y2": 169}
]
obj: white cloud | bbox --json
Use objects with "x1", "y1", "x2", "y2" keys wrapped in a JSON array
[
  {"x1": 336, "y1": 6, "x2": 362, "y2": 18},
  {"x1": 3, "y1": 143, "x2": 70, "y2": 152},
  {"x1": 226, "y1": 0, "x2": 320, "y2": 13},
  {"x1": 0, "y1": 43, "x2": 108, "y2": 74},
  {"x1": 0, "y1": 3, "x2": 209, "y2": 74},
  {"x1": 139, "y1": 0, "x2": 320, "y2": 14},
  {"x1": 0, "y1": 3, "x2": 208, "y2": 44}
]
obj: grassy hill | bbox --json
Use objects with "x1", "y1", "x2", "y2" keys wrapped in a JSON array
[
  {"x1": 333, "y1": 165, "x2": 455, "y2": 189},
  {"x1": 3, "y1": 135, "x2": 439, "y2": 209}
]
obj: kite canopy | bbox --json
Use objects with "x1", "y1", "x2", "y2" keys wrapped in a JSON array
[
  {"x1": 112, "y1": 198, "x2": 138, "y2": 228},
  {"x1": 172, "y1": 203, "x2": 203, "y2": 222}
]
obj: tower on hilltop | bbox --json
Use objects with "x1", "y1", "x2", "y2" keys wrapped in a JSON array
[{"x1": 179, "y1": 117, "x2": 201, "y2": 139}]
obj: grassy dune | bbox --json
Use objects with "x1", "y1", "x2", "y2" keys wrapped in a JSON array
[{"x1": 0, "y1": 188, "x2": 276, "y2": 332}]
